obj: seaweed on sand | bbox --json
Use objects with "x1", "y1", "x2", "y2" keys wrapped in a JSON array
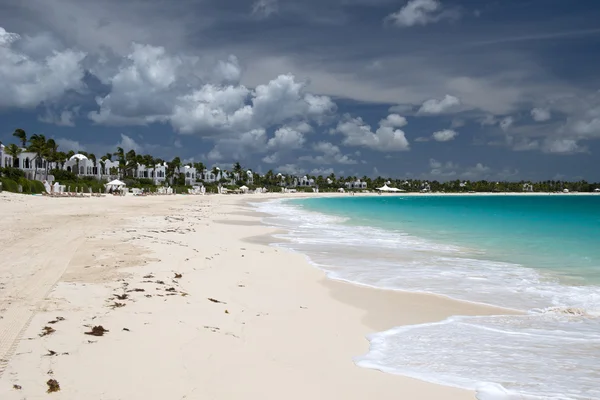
[
  {"x1": 84, "y1": 326, "x2": 109, "y2": 336},
  {"x1": 46, "y1": 379, "x2": 60, "y2": 393},
  {"x1": 40, "y1": 326, "x2": 56, "y2": 337}
]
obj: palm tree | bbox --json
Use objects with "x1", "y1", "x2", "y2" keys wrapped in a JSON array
[
  {"x1": 125, "y1": 149, "x2": 137, "y2": 177},
  {"x1": 167, "y1": 157, "x2": 182, "y2": 184},
  {"x1": 12, "y1": 129, "x2": 27, "y2": 148},
  {"x1": 211, "y1": 166, "x2": 220, "y2": 181},
  {"x1": 4, "y1": 144, "x2": 22, "y2": 167},
  {"x1": 194, "y1": 162, "x2": 206, "y2": 179},
  {"x1": 113, "y1": 147, "x2": 125, "y2": 178},
  {"x1": 232, "y1": 161, "x2": 242, "y2": 181},
  {"x1": 55, "y1": 151, "x2": 68, "y2": 169},
  {"x1": 28, "y1": 134, "x2": 48, "y2": 180},
  {"x1": 88, "y1": 153, "x2": 97, "y2": 175},
  {"x1": 44, "y1": 138, "x2": 58, "y2": 179}
]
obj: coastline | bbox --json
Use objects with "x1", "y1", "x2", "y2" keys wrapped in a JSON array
[{"x1": 0, "y1": 192, "x2": 516, "y2": 399}]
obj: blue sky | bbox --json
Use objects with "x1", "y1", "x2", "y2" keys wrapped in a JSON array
[{"x1": 1, "y1": 0, "x2": 599, "y2": 181}]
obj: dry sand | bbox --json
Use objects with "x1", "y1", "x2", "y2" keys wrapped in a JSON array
[{"x1": 0, "y1": 191, "x2": 510, "y2": 399}]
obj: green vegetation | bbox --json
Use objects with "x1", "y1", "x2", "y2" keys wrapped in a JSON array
[
  {"x1": 0, "y1": 174, "x2": 46, "y2": 194},
  {"x1": 3, "y1": 127, "x2": 599, "y2": 195}
]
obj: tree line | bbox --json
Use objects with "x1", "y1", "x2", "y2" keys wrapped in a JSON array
[{"x1": 2, "y1": 129, "x2": 599, "y2": 192}]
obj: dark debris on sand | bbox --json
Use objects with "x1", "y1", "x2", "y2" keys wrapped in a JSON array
[
  {"x1": 39, "y1": 326, "x2": 56, "y2": 337},
  {"x1": 46, "y1": 379, "x2": 60, "y2": 393},
  {"x1": 84, "y1": 326, "x2": 109, "y2": 336}
]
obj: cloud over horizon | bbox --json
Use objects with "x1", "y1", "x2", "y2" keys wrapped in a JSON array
[{"x1": 1, "y1": 0, "x2": 599, "y2": 181}]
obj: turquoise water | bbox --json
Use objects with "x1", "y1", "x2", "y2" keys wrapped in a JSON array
[
  {"x1": 294, "y1": 195, "x2": 600, "y2": 285},
  {"x1": 254, "y1": 195, "x2": 600, "y2": 400}
]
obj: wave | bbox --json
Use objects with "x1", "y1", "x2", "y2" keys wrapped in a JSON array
[{"x1": 251, "y1": 199, "x2": 600, "y2": 399}]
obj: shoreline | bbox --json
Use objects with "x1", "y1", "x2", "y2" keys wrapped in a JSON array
[{"x1": 0, "y1": 192, "x2": 517, "y2": 399}]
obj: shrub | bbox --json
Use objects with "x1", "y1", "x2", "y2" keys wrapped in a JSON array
[
  {"x1": 172, "y1": 185, "x2": 191, "y2": 194},
  {"x1": 18, "y1": 177, "x2": 31, "y2": 193},
  {"x1": 0, "y1": 177, "x2": 19, "y2": 192},
  {"x1": 138, "y1": 178, "x2": 154, "y2": 186},
  {"x1": 0, "y1": 167, "x2": 25, "y2": 180},
  {"x1": 51, "y1": 169, "x2": 77, "y2": 182},
  {"x1": 30, "y1": 180, "x2": 47, "y2": 194}
]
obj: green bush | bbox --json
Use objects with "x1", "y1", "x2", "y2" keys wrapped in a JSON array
[
  {"x1": 0, "y1": 167, "x2": 25, "y2": 180},
  {"x1": 18, "y1": 177, "x2": 31, "y2": 193},
  {"x1": 50, "y1": 169, "x2": 77, "y2": 182},
  {"x1": 30, "y1": 180, "x2": 47, "y2": 194},
  {"x1": 60, "y1": 181, "x2": 105, "y2": 193},
  {"x1": 172, "y1": 185, "x2": 191, "y2": 194},
  {"x1": 0, "y1": 177, "x2": 19, "y2": 192}
]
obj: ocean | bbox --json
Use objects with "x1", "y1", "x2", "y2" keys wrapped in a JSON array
[{"x1": 253, "y1": 195, "x2": 600, "y2": 400}]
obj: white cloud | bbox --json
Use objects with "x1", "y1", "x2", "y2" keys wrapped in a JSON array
[
  {"x1": 206, "y1": 129, "x2": 268, "y2": 162},
  {"x1": 541, "y1": 138, "x2": 587, "y2": 154},
  {"x1": 55, "y1": 138, "x2": 86, "y2": 152},
  {"x1": 267, "y1": 126, "x2": 306, "y2": 150},
  {"x1": 480, "y1": 114, "x2": 498, "y2": 126},
  {"x1": 531, "y1": 107, "x2": 551, "y2": 122},
  {"x1": 418, "y1": 94, "x2": 461, "y2": 114},
  {"x1": 88, "y1": 42, "x2": 336, "y2": 137},
  {"x1": 387, "y1": 0, "x2": 459, "y2": 28},
  {"x1": 388, "y1": 104, "x2": 415, "y2": 114},
  {"x1": 332, "y1": 114, "x2": 410, "y2": 151},
  {"x1": 380, "y1": 113, "x2": 408, "y2": 128},
  {"x1": 276, "y1": 164, "x2": 305, "y2": 175},
  {"x1": 310, "y1": 167, "x2": 335, "y2": 176},
  {"x1": 206, "y1": 148, "x2": 224, "y2": 161},
  {"x1": 251, "y1": 75, "x2": 336, "y2": 127},
  {"x1": 500, "y1": 116, "x2": 514, "y2": 131},
  {"x1": 116, "y1": 133, "x2": 143, "y2": 153},
  {"x1": 252, "y1": 0, "x2": 278, "y2": 18},
  {"x1": 463, "y1": 163, "x2": 491, "y2": 178},
  {"x1": 512, "y1": 138, "x2": 540, "y2": 151},
  {"x1": 451, "y1": 118, "x2": 465, "y2": 128},
  {"x1": 427, "y1": 158, "x2": 492, "y2": 180},
  {"x1": 0, "y1": 27, "x2": 86, "y2": 109},
  {"x1": 300, "y1": 142, "x2": 357, "y2": 165},
  {"x1": 432, "y1": 129, "x2": 458, "y2": 142},
  {"x1": 262, "y1": 153, "x2": 280, "y2": 164},
  {"x1": 571, "y1": 118, "x2": 600, "y2": 136},
  {"x1": 38, "y1": 107, "x2": 80, "y2": 127}
]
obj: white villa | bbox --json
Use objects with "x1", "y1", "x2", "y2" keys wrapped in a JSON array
[
  {"x1": 297, "y1": 176, "x2": 315, "y2": 187},
  {"x1": 1, "y1": 144, "x2": 48, "y2": 180},
  {"x1": 0, "y1": 145, "x2": 259, "y2": 187},
  {"x1": 202, "y1": 168, "x2": 254, "y2": 185},
  {"x1": 344, "y1": 179, "x2": 368, "y2": 190}
]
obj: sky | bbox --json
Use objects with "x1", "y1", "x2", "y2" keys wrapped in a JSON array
[{"x1": 1, "y1": 0, "x2": 600, "y2": 181}]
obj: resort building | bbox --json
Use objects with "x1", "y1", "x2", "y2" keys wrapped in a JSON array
[
  {"x1": 344, "y1": 179, "x2": 368, "y2": 190},
  {"x1": 0, "y1": 144, "x2": 48, "y2": 180},
  {"x1": 2, "y1": 144, "x2": 253, "y2": 188},
  {"x1": 297, "y1": 176, "x2": 315, "y2": 187}
]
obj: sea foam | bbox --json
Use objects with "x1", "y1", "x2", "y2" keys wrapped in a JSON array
[{"x1": 252, "y1": 199, "x2": 600, "y2": 400}]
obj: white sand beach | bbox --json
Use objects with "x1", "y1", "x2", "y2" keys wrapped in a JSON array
[{"x1": 0, "y1": 191, "x2": 510, "y2": 399}]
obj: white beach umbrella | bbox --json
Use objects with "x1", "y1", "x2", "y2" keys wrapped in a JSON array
[{"x1": 107, "y1": 179, "x2": 126, "y2": 186}]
